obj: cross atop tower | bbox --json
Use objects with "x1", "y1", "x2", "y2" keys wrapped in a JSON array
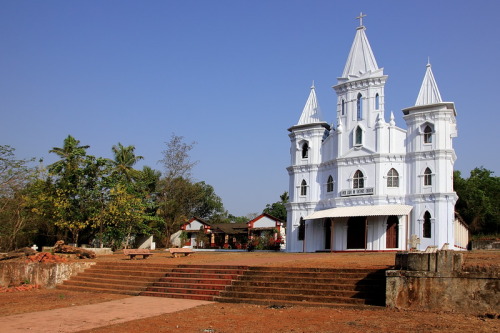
[{"x1": 356, "y1": 12, "x2": 367, "y2": 27}]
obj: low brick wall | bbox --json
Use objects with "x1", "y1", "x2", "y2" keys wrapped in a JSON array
[
  {"x1": 0, "y1": 262, "x2": 95, "y2": 288},
  {"x1": 387, "y1": 251, "x2": 500, "y2": 314}
]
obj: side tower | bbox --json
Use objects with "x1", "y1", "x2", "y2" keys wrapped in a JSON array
[
  {"x1": 286, "y1": 84, "x2": 330, "y2": 252},
  {"x1": 403, "y1": 63, "x2": 458, "y2": 250}
]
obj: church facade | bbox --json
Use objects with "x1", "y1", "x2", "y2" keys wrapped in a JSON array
[{"x1": 286, "y1": 19, "x2": 463, "y2": 252}]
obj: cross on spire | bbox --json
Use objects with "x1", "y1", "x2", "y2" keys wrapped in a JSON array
[{"x1": 356, "y1": 12, "x2": 367, "y2": 27}]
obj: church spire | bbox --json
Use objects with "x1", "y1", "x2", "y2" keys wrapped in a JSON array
[
  {"x1": 296, "y1": 83, "x2": 324, "y2": 126},
  {"x1": 341, "y1": 13, "x2": 379, "y2": 80},
  {"x1": 415, "y1": 62, "x2": 443, "y2": 106}
]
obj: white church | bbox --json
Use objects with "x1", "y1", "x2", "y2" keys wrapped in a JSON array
[{"x1": 286, "y1": 16, "x2": 469, "y2": 252}]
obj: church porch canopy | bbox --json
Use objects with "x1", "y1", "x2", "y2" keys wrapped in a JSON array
[{"x1": 304, "y1": 205, "x2": 413, "y2": 220}]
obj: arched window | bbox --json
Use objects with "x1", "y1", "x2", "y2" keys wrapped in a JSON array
[
  {"x1": 355, "y1": 126, "x2": 363, "y2": 145},
  {"x1": 375, "y1": 93, "x2": 380, "y2": 110},
  {"x1": 353, "y1": 170, "x2": 364, "y2": 189},
  {"x1": 357, "y1": 93, "x2": 363, "y2": 120},
  {"x1": 326, "y1": 175, "x2": 334, "y2": 192},
  {"x1": 423, "y1": 211, "x2": 432, "y2": 238},
  {"x1": 424, "y1": 125, "x2": 432, "y2": 143},
  {"x1": 301, "y1": 142, "x2": 309, "y2": 159},
  {"x1": 341, "y1": 99, "x2": 345, "y2": 115},
  {"x1": 424, "y1": 168, "x2": 432, "y2": 186},
  {"x1": 300, "y1": 180, "x2": 307, "y2": 196},
  {"x1": 298, "y1": 218, "x2": 305, "y2": 241},
  {"x1": 387, "y1": 168, "x2": 399, "y2": 187}
]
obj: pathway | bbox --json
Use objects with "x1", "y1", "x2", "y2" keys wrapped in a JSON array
[{"x1": 0, "y1": 296, "x2": 211, "y2": 332}]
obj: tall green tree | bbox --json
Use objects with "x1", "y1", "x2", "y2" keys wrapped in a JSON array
[
  {"x1": 0, "y1": 146, "x2": 37, "y2": 251},
  {"x1": 156, "y1": 134, "x2": 225, "y2": 246},
  {"x1": 192, "y1": 181, "x2": 225, "y2": 220},
  {"x1": 263, "y1": 191, "x2": 288, "y2": 224},
  {"x1": 157, "y1": 178, "x2": 225, "y2": 245},
  {"x1": 0, "y1": 145, "x2": 34, "y2": 197},
  {"x1": 160, "y1": 134, "x2": 198, "y2": 180},
  {"x1": 91, "y1": 184, "x2": 150, "y2": 249},
  {"x1": 139, "y1": 166, "x2": 161, "y2": 194},
  {"x1": 110, "y1": 143, "x2": 144, "y2": 183},
  {"x1": 48, "y1": 135, "x2": 90, "y2": 183},
  {"x1": 454, "y1": 167, "x2": 500, "y2": 235},
  {"x1": 43, "y1": 136, "x2": 108, "y2": 244}
]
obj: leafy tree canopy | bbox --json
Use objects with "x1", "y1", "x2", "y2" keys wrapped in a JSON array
[
  {"x1": 454, "y1": 167, "x2": 499, "y2": 235},
  {"x1": 263, "y1": 191, "x2": 288, "y2": 224},
  {"x1": 0, "y1": 146, "x2": 37, "y2": 251}
]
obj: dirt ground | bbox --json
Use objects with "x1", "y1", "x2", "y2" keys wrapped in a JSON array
[
  {"x1": 0, "y1": 250, "x2": 498, "y2": 332},
  {"x1": 79, "y1": 303, "x2": 500, "y2": 333},
  {"x1": 0, "y1": 289, "x2": 498, "y2": 333},
  {"x1": 83, "y1": 248, "x2": 500, "y2": 271},
  {"x1": 94, "y1": 250, "x2": 399, "y2": 269}
]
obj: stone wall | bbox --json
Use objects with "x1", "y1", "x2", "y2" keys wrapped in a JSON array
[
  {"x1": 387, "y1": 251, "x2": 500, "y2": 314},
  {"x1": 0, "y1": 262, "x2": 95, "y2": 288},
  {"x1": 471, "y1": 239, "x2": 500, "y2": 250}
]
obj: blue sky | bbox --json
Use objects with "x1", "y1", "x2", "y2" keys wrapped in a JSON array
[{"x1": 1, "y1": 1, "x2": 499, "y2": 217}]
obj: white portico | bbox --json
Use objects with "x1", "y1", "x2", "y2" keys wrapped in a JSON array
[{"x1": 286, "y1": 14, "x2": 462, "y2": 252}]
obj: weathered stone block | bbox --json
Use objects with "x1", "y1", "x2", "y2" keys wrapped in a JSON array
[
  {"x1": 386, "y1": 270, "x2": 500, "y2": 314},
  {"x1": 395, "y1": 251, "x2": 463, "y2": 272}
]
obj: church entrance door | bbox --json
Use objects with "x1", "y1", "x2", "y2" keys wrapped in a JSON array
[
  {"x1": 347, "y1": 216, "x2": 366, "y2": 249},
  {"x1": 386, "y1": 216, "x2": 399, "y2": 248},
  {"x1": 324, "y1": 219, "x2": 331, "y2": 250}
]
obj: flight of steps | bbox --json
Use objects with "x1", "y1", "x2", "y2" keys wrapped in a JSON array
[
  {"x1": 215, "y1": 267, "x2": 386, "y2": 308},
  {"x1": 57, "y1": 262, "x2": 177, "y2": 295},
  {"x1": 59, "y1": 263, "x2": 387, "y2": 308},
  {"x1": 140, "y1": 265, "x2": 249, "y2": 301}
]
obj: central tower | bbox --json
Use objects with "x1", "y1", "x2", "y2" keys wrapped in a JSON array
[{"x1": 333, "y1": 19, "x2": 388, "y2": 153}]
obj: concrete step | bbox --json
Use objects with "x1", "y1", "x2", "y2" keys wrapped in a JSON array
[
  {"x1": 171, "y1": 268, "x2": 247, "y2": 275},
  {"x1": 139, "y1": 290, "x2": 214, "y2": 301},
  {"x1": 79, "y1": 272, "x2": 163, "y2": 282},
  {"x1": 219, "y1": 290, "x2": 371, "y2": 305},
  {"x1": 245, "y1": 266, "x2": 383, "y2": 273},
  {"x1": 68, "y1": 276, "x2": 155, "y2": 286},
  {"x1": 90, "y1": 262, "x2": 177, "y2": 270},
  {"x1": 152, "y1": 282, "x2": 229, "y2": 290},
  {"x1": 56, "y1": 284, "x2": 141, "y2": 296},
  {"x1": 236, "y1": 275, "x2": 383, "y2": 285},
  {"x1": 242, "y1": 270, "x2": 377, "y2": 279},
  {"x1": 145, "y1": 286, "x2": 221, "y2": 296},
  {"x1": 224, "y1": 285, "x2": 372, "y2": 298},
  {"x1": 61, "y1": 280, "x2": 147, "y2": 292},
  {"x1": 85, "y1": 268, "x2": 168, "y2": 278},
  {"x1": 215, "y1": 296, "x2": 380, "y2": 309},
  {"x1": 158, "y1": 277, "x2": 234, "y2": 285},
  {"x1": 177, "y1": 264, "x2": 249, "y2": 270},
  {"x1": 230, "y1": 280, "x2": 376, "y2": 291},
  {"x1": 165, "y1": 272, "x2": 242, "y2": 280}
]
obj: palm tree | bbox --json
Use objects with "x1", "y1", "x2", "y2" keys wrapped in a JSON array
[
  {"x1": 48, "y1": 135, "x2": 93, "y2": 244},
  {"x1": 140, "y1": 166, "x2": 161, "y2": 193},
  {"x1": 110, "y1": 143, "x2": 144, "y2": 183},
  {"x1": 280, "y1": 191, "x2": 289, "y2": 203},
  {"x1": 48, "y1": 135, "x2": 90, "y2": 178}
]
